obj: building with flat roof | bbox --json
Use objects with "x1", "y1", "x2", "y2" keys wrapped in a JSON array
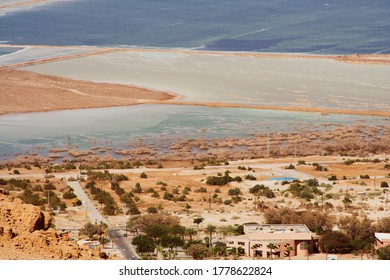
[{"x1": 226, "y1": 224, "x2": 318, "y2": 259}]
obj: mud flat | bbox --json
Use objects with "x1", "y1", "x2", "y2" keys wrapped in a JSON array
[{"x1": 0, "y1": 69, "x2": 176, "y2": 115}]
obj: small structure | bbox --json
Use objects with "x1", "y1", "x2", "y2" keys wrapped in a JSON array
[
  {"x1": 226, "y1": 224, "x2": 318, "y2": 259},
  {"x1": 374, "y1": 233, "x2": 390, "y2": 249},
  {"x1": 77, "y1": 240, "x2": 100, "y2": 249}
]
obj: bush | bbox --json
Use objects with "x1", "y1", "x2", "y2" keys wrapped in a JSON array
[
  {"x1": 315, "y1": 165, "x2": 328, "y2": 171},
  {"x1": 13, "y1": 169, "x2": 20, "y2": 175},
  {"x1": 244, "y1": 174, "x2": 257, "y2": 180},
  {"x1": 132, "y1": 183, "x2": 143, "y2": 194},
  {"x1": 140, "y1": 172, "x2": 148, "y2": 179},
  {"x1": 194, "y1": 187, "x2": 207, "y2": 193},
  {"x1": 377, "y1": 245, "x2": 390, "y2": 260},
  {"x1": 63, "y1": 191, "x2": 77, "y2": 200},
  {"x1": 328, "y1": 175, "x2": 337, "y2": 181},
  {"x1": 228, "y1": 187, "x2": 242, "y2": 196},
  {"x1": 163, "y1": 192, "x2": 175, "y2": 201},
  {"x1": 147, "y1": 207, "x2": 158, "y2": 214},
  {"x1": 380, "y1": 181, "x2": 389, "y2": 188},
  {"x1": 285, "y1": 164, "x2": 295, "y2": 170},
  {"x1": 224, "y1": 200, "x2": 232, "y2": 205},
  {"x1": 249, "y1": 184, "x2": 276, "y2": 198},
  {"x1": 318, "y1": 231, "x2": 353, "y2": 254}
]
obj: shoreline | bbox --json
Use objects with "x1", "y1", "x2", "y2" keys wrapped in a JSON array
[
  {"x1": 1, "y1": 96, "x2": 390, "y2": 119},
  {"x1": 1, "y1": 44, "x2": 390, "y2": 67},
  {"x1": 0, "y1": 68, "x2": 389, "y2": 118}
]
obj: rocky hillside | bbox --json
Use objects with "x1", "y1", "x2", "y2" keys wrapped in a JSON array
[{"x1": 0, "y1": 192, "x2": 104, "y2": 259}]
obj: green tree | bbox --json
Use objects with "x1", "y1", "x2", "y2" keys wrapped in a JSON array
[
  {"x1": 131, "y1": 234, "x2": 155, "y2": 253},
  {"x1": 218, "y1": 225, "x2": 236, "y2": 239},
  {"x1": 285, "y1": 245, "x2": 294, "y2": 260},
  {"x1": 377, "y1": 245, "x2": 390, "y2": 260},
  {"x1": 79, "y1": 222, "x2": 104, "y2": 240},
  {"x1": 267, "y1": 242, "x2": 277, "y2": 260},
  {"x1": 318, "y1": 231, "x2": 353, "y2": 254},
  {"x1": 205, "y1": 224, "x2": 217, "y2": 246},
  {"x1": 186, "y1": 228, "x2": 197, "y2": 242},
  {"x1": 193, "y1": 217, "x2": 204, "y2": 228},
  {"x1": 187, "y1": 243, "x2": 208, "y2": 260}
]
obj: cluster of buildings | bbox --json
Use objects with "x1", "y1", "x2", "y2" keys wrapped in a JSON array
[{"x1": 226, "y1": 224, "x2": 390, "y2": 259}]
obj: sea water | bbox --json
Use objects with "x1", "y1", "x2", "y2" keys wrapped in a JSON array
[
  {"x1": 0, "y1": 0, "x2": 390, "y2": 54},
  {"x1": 0, "y1": 105, "x2": 388, "y2": 159}
]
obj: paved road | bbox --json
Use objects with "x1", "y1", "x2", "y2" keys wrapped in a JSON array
[
  {"x1": 67, "y1": 181, "x2": 139, "y2": 259},
  {"x1": 67, "y1": 181, "x2": 108, "y2": 225},
  {"x1": 112, "y1": 230, "x2": 139, "y2": 260}
]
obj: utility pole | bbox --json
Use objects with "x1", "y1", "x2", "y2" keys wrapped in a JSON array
[
  {"x1": 47, "y1": 190, "x2": 50, "y2": 212},
  {"x1": 294, "y1": 141, "x2": 297, "y2": 159},
  {"x1": 67, "y1": 134, "x2": 71, "y2": 164},
  {"x1": 267, "y1": 130, "x2": 270, "y2": 157}
]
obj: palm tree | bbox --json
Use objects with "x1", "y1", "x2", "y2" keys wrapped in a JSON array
[
  {"x1": 205, "y1": 224, "x2": 217, "y2": 246},
  {"x1": 267, "y1": 242, "x2": 277, "y2": 260},
  {"x1": 218, "y1": 225, "x2": 235, "y2": 240},
  {"x1": 186, "y1": 228, "x2": 197, "y2": 242},
  {"x1": 285, "y1": 245, "x2": 294, "y2": 260},
  {"x1": 251, "y1": 245, "x2": 257, "y2": 260}
]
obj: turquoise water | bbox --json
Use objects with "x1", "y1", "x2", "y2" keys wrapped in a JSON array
[
  {"x1": 0, "y1": 47, "x2": 22, "y2": 56},
  {"x1": 0, "y1": 105, "x2": 387, "y2": 159},
  {"x1": 1, "y1": 0, "x2": 390, "y2": 54}
]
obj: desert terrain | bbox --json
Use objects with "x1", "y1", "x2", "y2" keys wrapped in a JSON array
[{"x1": 0, "y1": 44, "x2": 389, "y2": 260}]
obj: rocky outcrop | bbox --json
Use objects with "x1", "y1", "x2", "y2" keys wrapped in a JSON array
[{"x1": 0, "y1": 193, "x2": 105, "y2": 259}]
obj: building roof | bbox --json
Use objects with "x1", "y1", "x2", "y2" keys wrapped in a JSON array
[
  {"x1": 244, "y1": 224, "x2": 311, "y2": 234},
  {"x1": 375, "y1": 233, "x2": 390, "y2": 242},
  {"x1": 227, "y1": 224, "x2": 317, "y2": 242}
]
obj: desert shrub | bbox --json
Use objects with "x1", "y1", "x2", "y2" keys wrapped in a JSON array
[
  {"x1": 315, "y1": 165, "x2": 328, "y2": 171},
  {"x1": 194, "y1": 187, "x2": 207, "y2": 193},
  {"x1": 377, "y1": 245, "x2": 390, "y2": 260},
  {"x1": 285, "y1": 164, "x2": 295, "y2": 169},
  {"x1": 43, "y1": 182, "x2": 56, "y2": 190},
  {"x1": 140, "y1": 172, "x2": 148, "y2": 179},
  {"x1": 132, "y1": 183, "x2": 142, "y2": 194},
  {"x1": 249, "y1": 184, "x2": 275, "y2": 198},
  {"x1": 113, "y1": 174, "x2": 128, "y2": 181},
  {"x1": 381, "y1": 181, "x2": 389, "y2": 188},
  {"x1": 163, "y1": 192, "x2": 175, "y2": 201},
  {"x1": 63, "y1": 191, "x2": 77, "y2": 200},
  {"x1": 147, "y1": 207, "x2": 158, "y2": 214},
  {"x1": 224, "y1": 200, "x2": 232, "y2": 205},
  {"x1": 228, "y1": 187, "x2": 242, "y2": 196},
  {"x1": 328, "y1": 175, "x2": 337, "y2": 181},
  {"x1": 244, "y1": 174, "x2": 257, "y2": 180},
  {"x1": 18, "y1": 189, "x2": 45, "y2": 206}
]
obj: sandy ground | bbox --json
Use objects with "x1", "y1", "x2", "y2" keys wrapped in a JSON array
[{"x1": 0, "y1": 69, "x2": 175, "y2": 115}]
